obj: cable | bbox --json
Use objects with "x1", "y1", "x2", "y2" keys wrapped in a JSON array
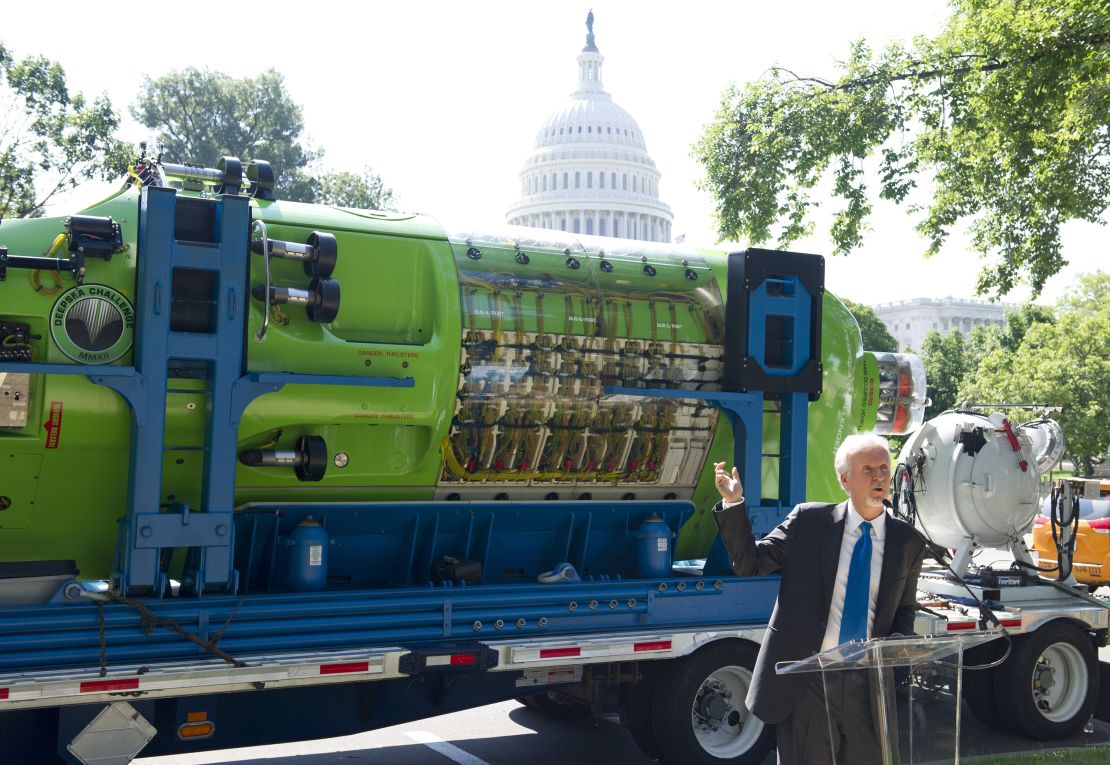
[
  {"x1": 891, "y1": 459, "x2": 1013, "y2": 670},
  {"x1": 1048, "y1": 484, "x2": 1080, "y2": 582},
  {"x1": 912, "y1": 534, "x2": 1014, "y2": 671},
  {"x1": 891, "y1": 462, "x2": 917, "y2": 526}
]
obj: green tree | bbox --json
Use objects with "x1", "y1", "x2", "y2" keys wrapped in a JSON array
[
  {"x1": 314, "y1": 167, "x2": 396, "y2": 211},
  {"x1": 961, "y1": 272, "x2": 1110, "y2": 475},
  {"x1": 694, "y1": 0, "x2": 1110, "y2": 297},
  {"x1": 132, "y1": 68, "x2": 393, "y2": 207},
  {"x1": 998, "y1": 303, "x2": 1055, "y2": 353},
  {"x1": 920, "y1": 330, "x2": 971, "y2": 418},
  {"x1": 1058, "y1": 271, "x2": 1110, "y2": 312},
  {"x1": 964, "y1": 303, "x2": 1057, "y2": 367},
  {"x1": 965, "y1": 322, "x2": 1002, "y2": 367},
  {"x1": 0, "y1": 42, "x2": 129, "y2": 218},
  {"x1": 840, "y1": 298, "x2": 898, "y2": 352},
  {"x1": 132, "y1": 68, "x2": 320, "y2": 201}
]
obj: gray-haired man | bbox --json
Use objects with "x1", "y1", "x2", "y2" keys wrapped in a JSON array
[{"x1": 713, "y1": 434, "x2": 925, "y2": 764}]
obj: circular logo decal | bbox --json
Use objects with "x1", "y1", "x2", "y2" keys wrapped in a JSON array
[{"x1": 50, "y1": 285, "x2": 134, "y2": 364}]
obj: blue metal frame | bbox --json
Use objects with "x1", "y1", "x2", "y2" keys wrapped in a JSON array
[
  {"x1": 0, "y1": 575, "x2": 781, "y2": 673},
  {"x1": 746, "y1": 276, "x2": 813, "y2": 378},
  {"x1": 109, "y1": 188, "x2": 415, "y2": 595},
  {"x1": 605, "y1": 256, "x2": 820, "y2": 574},
  {"x1": 233, "y1": 500, "x2": 692, "y2": 592},
  {"x1": 0, "y1": 187, "x2": 413, "y2": 596}
]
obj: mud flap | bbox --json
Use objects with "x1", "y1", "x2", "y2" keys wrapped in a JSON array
[{"x1": 1096, "y1": 660, "x2": 1110, "y2": 723}]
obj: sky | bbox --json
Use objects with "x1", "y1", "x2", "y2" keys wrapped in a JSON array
[{"x1": 3, "y1": 0, "x2": 1105, "y2": 306}]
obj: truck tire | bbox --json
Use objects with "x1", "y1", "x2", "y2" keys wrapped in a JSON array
[
  {"x1": 650, "y1": 641, "x2": 774, "y2": 765},
  {"x1": 963, "y1": 665, "x2": 1004, "y2": 729},
  {"x1": 620, "y1": 665, "x2": 663, "y2": 760},
  {"x1": 962, "y1": 639, "x2": 1007, "y2": 729},
  {"x1": 991, "y1": 622, "x2": 1099, "y2": 740},
  {"x1": 515, "y1": 691, "x2": 591, "y2": 717}
]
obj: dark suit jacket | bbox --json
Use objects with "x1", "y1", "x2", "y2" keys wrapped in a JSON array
[{"x1": 714, "y1": 500, "x2": 925, "y2": 725}]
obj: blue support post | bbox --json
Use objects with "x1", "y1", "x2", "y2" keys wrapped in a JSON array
[
  {"x1": 108, "y1": 187, "x2": 251, "y2": 595},
  {"x1": 104, "y1": 187, "x2": 415, "y2": 596},
  {"x1": 608, "y1": 250, "x2": 824, "y2": 576}
]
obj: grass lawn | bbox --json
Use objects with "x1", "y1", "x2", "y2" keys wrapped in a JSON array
[{"x1": 967, "y1": 746, "x2": 1110, "y2": 764}]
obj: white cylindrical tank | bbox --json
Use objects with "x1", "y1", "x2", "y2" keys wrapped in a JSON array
[{"x1": 898, "y1": 412, "x2": 1050, "y2": 549}]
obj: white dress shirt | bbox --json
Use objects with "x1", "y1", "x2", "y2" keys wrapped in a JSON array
[{"x1": 820, "y1": 501, "x2": 887, "y2": 651}]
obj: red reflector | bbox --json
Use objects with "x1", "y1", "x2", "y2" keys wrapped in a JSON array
[
  {"x1": 540, "y1": 647, "x2": 581, "y2": 659},
  {"x1": 450, "y1": 654, "x2": 477, "y2": 666},
  {"x1": 947, "y1": 622, "x2": 976, "y2": 631},
  {"x1": 1000, "y1": 619, "x2": 1022, "y2": 628},
  {"x1": 1089, "y1": 518, "x2": 1110, "y2": 530},
  {"x1": 80, "y1": 678, "x2": 140, "y2": 693},
  {"x1": 319, "y1": 661, "x2": 370, "y2": 675},
  {"x1": 634, "y1": 640, "x2": 672, "y2": 652},
  {"x1": 0, "y1": 688, "x2": 8, "y2": 700}
]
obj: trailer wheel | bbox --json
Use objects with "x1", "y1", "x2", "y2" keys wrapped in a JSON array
[
  {"x1": 962, "y1": 640, "x2": 1007, "y2": 729},
  {"x1": 963, "y1": 665, "x2": 1004, "y2": 728},
  {"x1": 991, "y1": 622, "x2": 1098, "y2": 740},
  {"x1": 515, "y1": 691, "x2": 591, "y2": 717},
  {"x1": 651, "y1": 641, "x2": 774, "y2": 765},
  {"x1": 620, "y1": 665, "x2": 663, "y2": 760}
]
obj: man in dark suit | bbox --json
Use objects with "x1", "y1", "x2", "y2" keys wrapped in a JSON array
[{"x1": 713, "y1": 433, "x2": 925, "y2": 765}]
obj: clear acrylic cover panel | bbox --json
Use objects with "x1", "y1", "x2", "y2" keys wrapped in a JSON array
[{"x1": 776, "y1": 634, "x2": 1005, "y2": 764}]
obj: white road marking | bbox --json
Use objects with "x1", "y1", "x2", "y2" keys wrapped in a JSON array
[{"x1": 404, "y1": 730, "x2": 493, "y2": 765}]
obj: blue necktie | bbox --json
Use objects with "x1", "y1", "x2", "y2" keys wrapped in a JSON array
[{"x1": 839, "y1": 521, "x2": 873, "y2": 644}]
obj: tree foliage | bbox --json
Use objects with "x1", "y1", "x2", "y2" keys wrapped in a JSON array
[
  {"x1": 314, "y1": 167, "x2": 396, "y2": 211},
  {"x1": 964, "y1": 322, "x2": 999, "y2": 360},
  {"x1": 132, "y1": 67, "x2": 392, "y2": 206},
  {"x1": 961, "y1": 272, "x2": 1109, "y2": 475},
  {"x1": 0, "y1": 42, "x2": 129, "y2": 218},
  {"x1": 840, "y1": 298, "x2": 899, "y2": 352},
  {"x1": 694, "y1": 0, "x2": 1110, "y2": 297},
  {"x1": 920, "y1": 329, "x2": 969, "y2": 418},
  {"x1": 1058, "y1": 270, "x2": 1110, "y2": 312},
  {"x1": 998, "y1": 303, "x2": 1055, "y2": 353},
  {"x1": 132, "y1": 68, "x2": 319, "y2": 201}
]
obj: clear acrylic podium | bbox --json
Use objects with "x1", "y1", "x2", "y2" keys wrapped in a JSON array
[{"x1": 776, "y1": 633, "x2": 1003, "y2": 764}]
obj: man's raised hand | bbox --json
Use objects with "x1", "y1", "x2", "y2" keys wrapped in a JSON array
[{"x1": 714, "y1": 462, "x2": 744, "y2": 504}]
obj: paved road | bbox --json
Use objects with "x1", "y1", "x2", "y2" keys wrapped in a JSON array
[
  {"x1": 135, "y1": 701, "x2": 658, "y2": 765},
  {"x1": 135, "y1": 693, "x2": 1109, "y2": 765}
]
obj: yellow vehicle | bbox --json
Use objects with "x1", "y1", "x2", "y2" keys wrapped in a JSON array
[{"x1": 1032, "y1": 479, "x2": 1110, "y2": 585}]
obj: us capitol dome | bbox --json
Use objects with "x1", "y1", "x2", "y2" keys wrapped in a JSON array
[{"x1": 506, "y1": 12, "x2": 673, "y2": 243}]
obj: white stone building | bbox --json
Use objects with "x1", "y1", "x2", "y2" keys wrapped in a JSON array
[
  {"x1": 872, "y1": 297, "x2": 1017, "y2": 352},
  {"x1": 506, "y1": 12, "x2": 673, "y2": 242}
]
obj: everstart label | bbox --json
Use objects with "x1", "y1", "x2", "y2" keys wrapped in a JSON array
[
  {"x1": 50, "y1": 285, "x2": 134, "y2": 364},
  {"x1": 45, "y1": 401, "x2": 63, "y2": 449}
]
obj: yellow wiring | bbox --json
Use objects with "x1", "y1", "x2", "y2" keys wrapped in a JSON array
[
  {"x1": 491, "y1": 290, "x2": 503, "y2": 344},
  {"x1": 127, "y1": 165, "x2": 144, "y2": 189},
  {"x1": 31, "y1": 268, "x2": 63, "y2": 296},
  {"x1": 26, "y1": 234, "x2": 69, "y2": 296},
  {"x1": 44, "y1": 234, "x2": 67, "y2": 257},
  {"x1": 255, "y1": 429, "x2": 284, "y2": 450},
  {"x1": 440, "y1": 437, "x2": 468, "y2": 478},
  {"x1": 440, "y1": 436, "x2": 617, "y2": 482}
]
